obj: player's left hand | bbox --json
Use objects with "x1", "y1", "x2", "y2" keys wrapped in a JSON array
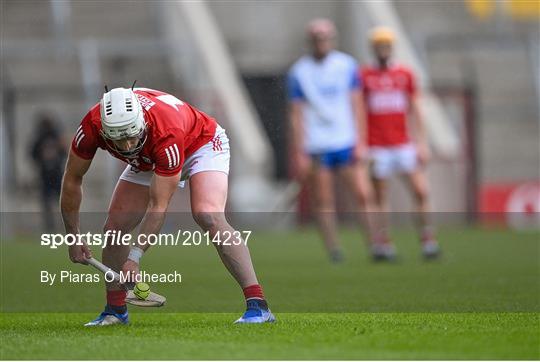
[
  {"x1": 416, "y1": 143, "x2": 431, "y2": 167},
  {"x1": 121, "y1": 259, "x2": 140, "y2": 283}
]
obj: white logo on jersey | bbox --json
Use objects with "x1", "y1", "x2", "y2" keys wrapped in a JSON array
[
  {"x1": 164, "y1": 144, "x2": 180, "y2": 169},
  {"x1": 136, "y1": 94, "x2": 156, "y2": 111},
  {"x1": 368, "y1": 90, "x2": 408, "y2": 114},
  {"x1": 75, "y1": 125, "x2": 85, "y2": 148},
  {"x1": 157, "y1": 94, "x2": 184, "y2": 111}
]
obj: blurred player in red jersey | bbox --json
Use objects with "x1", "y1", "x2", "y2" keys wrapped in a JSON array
[
  {"x1": 61, "y1": 86, "x2": 274, "y2": 325},
  {"x1": 361, "y1": 27, "x2": 440, "y2": 261}
]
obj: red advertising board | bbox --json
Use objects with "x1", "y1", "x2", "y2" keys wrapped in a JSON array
[{"x1": 479, "y1": 181, "x2": 540, "y2": 229}]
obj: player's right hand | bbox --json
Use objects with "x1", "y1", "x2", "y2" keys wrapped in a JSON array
[
  {"x1": 293, "y1": 152, "x2": 312, "y2": 182},
  {"x1": 69, "y1": 243, "x2": 92, "y2": 264}
]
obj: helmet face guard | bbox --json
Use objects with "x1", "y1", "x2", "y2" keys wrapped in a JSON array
[
  {"x1": 100, "y1": 87, "x2": 147, "y2": 158},
  {"x1": 100, "y1": 127, "x2": 147, "y2": 158}
]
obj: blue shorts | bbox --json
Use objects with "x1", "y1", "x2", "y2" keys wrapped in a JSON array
[{"x1": 311, "y1": 147, "x2": 355, "y2": 169}]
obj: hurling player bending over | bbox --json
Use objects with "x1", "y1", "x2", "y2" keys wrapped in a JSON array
[{"x1": 61, "y1": 86, "x2": 275, "y2": 326}]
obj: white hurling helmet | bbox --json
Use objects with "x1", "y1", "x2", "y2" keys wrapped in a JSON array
[{"x1": 99, "y1": 87, "x2": 147, "y2": 157}]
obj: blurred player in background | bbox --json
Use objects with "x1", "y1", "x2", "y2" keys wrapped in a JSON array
[
  {"x1": 361, "y1": 27, "x2": 440, "y2": 260},
  {"x1": 30, "y1": 113, "x2": 67, "y2": 231},
  {"x1": 288, "y1": 18, "x2": 376, "y2": 263},
  {"x1": 61, "y1": 86, "x2": 274, "y2": 325}
]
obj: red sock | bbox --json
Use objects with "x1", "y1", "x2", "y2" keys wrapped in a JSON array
[
  {"x1": 107, "y1": 290, "x2": 127, "y2": 306},
  {"x1": 243, "y1": 284, "x2": 265, "y2": 301}
]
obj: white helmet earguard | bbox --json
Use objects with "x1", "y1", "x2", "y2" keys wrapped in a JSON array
[{"x1": 100, "y1": 87, "x2": 147, "y2": 157}]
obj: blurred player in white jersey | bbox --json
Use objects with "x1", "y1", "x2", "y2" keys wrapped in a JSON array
[
  {"x1": 360, "y1": 27, "x2": 440, "y2": 260},
  {"x1": 288, "y1": 18, "x2": 376, "y2": 262}
]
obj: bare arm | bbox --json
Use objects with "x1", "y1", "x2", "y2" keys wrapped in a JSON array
[
  {"x1": 410, "y1": 94, "x2": 431, "y2": 165},
  {"x1": 60, "y1": 150, "x2": 93, "y2": 263},
  {"x1": 289, "y1": 101, "x2": 304, "y2": 155},
  {"x1": 351, "y1": 89, "x2": 368, "y2": 160},
  {"x1": 60, "y1": 150, "x2": 92, "y2": 233},
  {"x1": 289, "y1": 101, "x2": 312, "y2": 181},
  {"x1": 411, "y1": 94, "x2": 427, "y2": 144},
  {"x1": 122, "y1": 173, "x2": 179, "y2": 278},
  {"x1": 135, "y1": 173, "x2": 180, "y2": 252}
]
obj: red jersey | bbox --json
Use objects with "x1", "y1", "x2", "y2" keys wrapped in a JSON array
[
  {"x1": 71, "y1": 88, "x2": 217, "y2": 176},
  {"x1": 360, "y1": 64, "x2": 417, "y2": 146}
]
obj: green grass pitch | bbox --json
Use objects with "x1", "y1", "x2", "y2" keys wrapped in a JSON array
[
  {"x1": 1, "y1": 226, "x2": 539, "y2": 359},
  {"x1": 1, "y1": 313, "x2": 537, "y2": 359}
]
